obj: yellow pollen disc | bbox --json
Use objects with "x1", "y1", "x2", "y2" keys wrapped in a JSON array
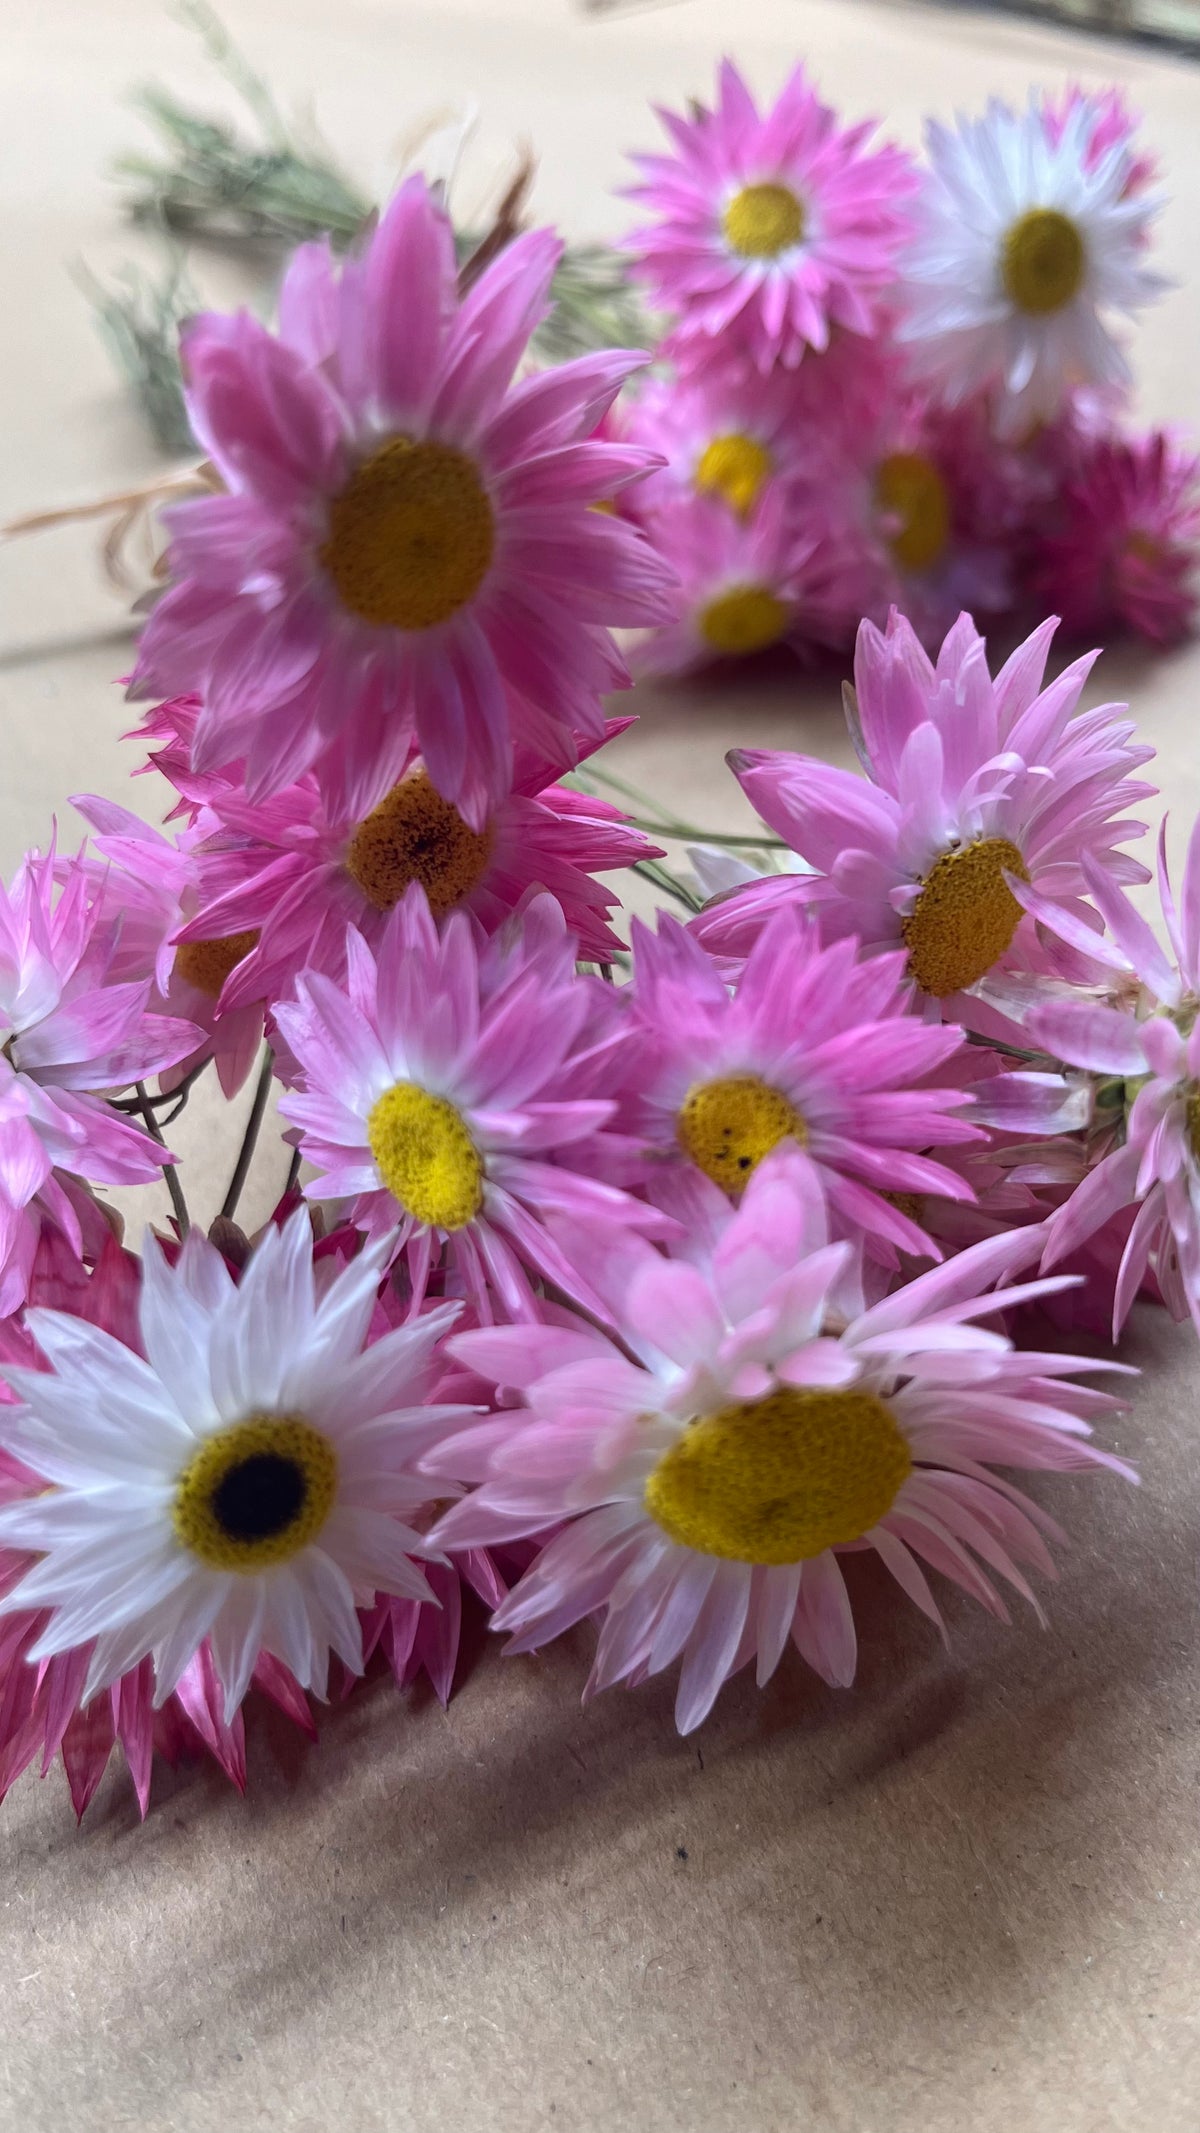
[
  {"x1": 321, "y1": 436, "x2": 495, "y2": 631},
  {"x1": 875, "y1": 451, "x2": 952, "y2": 574},
  {"x1": 884, "y1": 1190, "x2": 925, "y2": 1226},
  {"x1": 676, "y1": 1075, "x2": 806, "y2": 1195},
  {"x1": 644, "y1": 1386, "x2": 912, "y2": 1565},
  {"x1": 173, "y1": 1413, "x2": 337, "y2": 1572},
  {"x1": 1186, "y1": 1086, "x2": 1200, "y2": 1165},
  {"x1": 346, "y1": 769, "x2": 493, "y2": 916},
  {"x1": 722, "y1": 182, "x2": 805, "y2": 260},
  {"x1": 173, "y1": 929, "x2": 261, "y2": 999},
  {"x1": 1125, "y1": 529, "x2": 1166, "y2": 569},
  {"x1": 367, "y1": 1080, "x2": 484, "y2": 1230},
  {"x1": 695, "y1": 432, "x2": 774, "y2": 517},
  {"x1": 901, "y1": 838, "x2": 1030, "y2": 999},
  {"x1": 699, "y1": 585, "x2": 789, "y2": 657},
  {"x1": 1001, "y1": 208, "x2": 1086, "y2": 316}
]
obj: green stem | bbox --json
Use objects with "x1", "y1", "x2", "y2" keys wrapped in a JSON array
[
  {"x1": 632, "y1": 858, "x2": 703, "y2": 914},
  {"x1": 220, "y1": 1046, "x2": 274, "y2": 1223},
  {"x1": 627, "y1": 818, "x2": 786, "y2": 851},
  {"x1": 133, "y1": 1080, "x2": 190, "y2": 1236},
  {"x1": 571, "y1": 764, "x2": 783, "y2": 852}
]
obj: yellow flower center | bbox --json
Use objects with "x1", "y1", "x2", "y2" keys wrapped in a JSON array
[
  {"x1": 644, "y1": 1386, "x2": 912, "y2": 1565},
  {"x1": 345, "y1": 768, "x2": 494, "y2": 916},
  {"x1": 901, "y1": 838, "x2": 1030, "y2": 998},
  {"x1": 1125, "y1": 529, "x2": 1166, "y2": 569},
  {"x1": 722, "y1": 182, "x2": 805, "y2": 260},
  {"x1": 695, "y1": 432, "x2": 774, "y2": 517},
  {"x1": 884, "y1": 1190, "x2": 926, "y2": 1226},
  {"x1": 1001, "y1": 208, "x2": 1086, "y2": 316},
  {"x1": 875, "y1": 451, "x2": 951, "y2": 574},
  {"x1": 676, "y1": 1075, "x2": 806, "y2": 1195},
  {"x1": 321, "y1": 437, "x2": 495, "y2": 631},
  {"x1": 1186, "y1": 1086, "x2": 1200, "y2": 1165},
  {"x1": 173, "y1": 929, "x2": 261, "y2": 999},
  {"x1": 698, "y1": 585, "x2": 789, "y2": 657},
  {"x1": 173, "y1": 1413, "x2": 337, "y2": 1572},
  {"x1": 367, "y1": 1081, "x2": 484, "y2": 1230}
]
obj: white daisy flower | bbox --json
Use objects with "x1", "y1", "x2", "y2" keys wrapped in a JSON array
[
  {"x1": 897, "y1": 95, "x2": 1167, "y2": 428},
  {"x1": 0, "y1": 1211, "x2": 476, "y2": 1720}
]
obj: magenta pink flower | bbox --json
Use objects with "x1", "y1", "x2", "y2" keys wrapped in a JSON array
[
  {"x1": 131, "y1": 176, "x2": 674, "y2": 827},
  {"x1": 1022, "y1": 815, "x2": 1200, "y2": 1336},
  {"x1": 275, "y1": 888, "x2": 662, "y2": 1323},
  {"x1": 694, "y1": 611, "x2": 1156, "y2": 1016},
  {"x1": 1030, "y1": 428, "x2": 1200, "y2": 648},
  {"x1": 633, "y1": 483, "x2": 865, "y2": 675},
  {"x1": 624, "y1": 59, "x2": 916, "y2": 375},
  {"x1": 424, "y1": 1146, "x2": 1133, "y2": 1732},
  {"x1": 71, "y1": 796, "x2": 266, "y2": 1098},
  {"x1": 169, "y1": 724, "x2": 659, "y2": 1011},
  {"x1": 616, "y1": 907, "x2": 979, "y2": 1266},
  {"x1": 0, "y1": 849, "x2": 202, "y2": 1313}
]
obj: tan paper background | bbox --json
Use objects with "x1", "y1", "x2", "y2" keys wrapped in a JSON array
[{"x1": 3, "y1": 3, "x2": 1200, "y2": 2127}]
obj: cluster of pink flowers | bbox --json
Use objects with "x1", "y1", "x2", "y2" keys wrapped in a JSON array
[
  {"x1": 2, "y1": 73, "x2": 1197, "y2": 1820},
  {"x1": 617, "y1": 63, "x2": 1198, "y2": 666}
]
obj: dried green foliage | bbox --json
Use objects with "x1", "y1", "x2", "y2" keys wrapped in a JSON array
[{"x1": 86, "y1": 0, "x2": 653, "y2": 453}]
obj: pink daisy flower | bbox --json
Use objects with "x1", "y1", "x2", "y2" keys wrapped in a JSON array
[
  {"x1": 275, "y1": 888, "x2": 662, "y2": 1324},
  {"x1": 1030, "y1": 428, "x2": 1200, "y2": 648},
  {"x1": 131, "y1": 175, "x2": 674, "y2": 827},
  {"x1": 843, "y1": 387, "x2": 1032, "y2": 648},
  {"x1": 0, "y1": 849, "x2": 202, "y2": 1313},
  {"x1": 168, "y1": 723, "x2": 659, "y2": 1012},
  {"x1": 618, "y1": 365, "x2": 822, "y2": 523},
  {"x1": 0, "y1": 1210, "x2": 479, "y2": 1724},
  {"x1": 424, "y1": 1147, "x2": 1133, "y2": 1733},
  {"x1": 693, "y1": 610, "x2": 1156, "y2": 1017},
  {"x1": 633, "y1": 484, "x2": 865, "y2": 675},
  {"x1": 1021, "y1": 815, "x2": 1200, "y2": 1337},
  {"x1": 624, "y1": 59, "x2": 916, "y2": 376},
  {"x1": 71, "y1": 796, "x2": 266, "y2": 1098},
  {"x1": 616, "y1": 907, "x2": 980, "y2": 1265}
]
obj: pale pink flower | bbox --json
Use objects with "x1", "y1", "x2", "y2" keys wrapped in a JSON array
[
  {"x1": 633, "y1": 483, "x2": 866, "y2": 675},
  {"x1": 617, "y1": 365, "x2": 824, "y2": 523},
  {"x1": 841, "y1": 387, "x2": 1031, "y2": 648},
  {"x1": 1030, "y1": 428, "x2": 1200, "y2": 648},
  {"x1": 615, "y1": 907, "x2": 980, "y2": 1266},
  {"x1": 71, "y1": 797, "x2": 266, "y2": 1098},
  {"x1": 275, "y1": 889, "x2": 662, "y2": 1324},
  {"x1": 424, "y1": 1147, "x2": 1133, "y2": 1733},
  {"x1": 1023, "y1": 815, "x2": 1200, "y2": 1336},
  {"x1": 693, "y1": 611, "x2": 1156, "y2": 1019},
  {"x1": 131, "y1": 176, "x2": 674, "y2": 827},
  {"x1": 624, "y1": 59, "x2": 916, "y2": 375},
  {"x1": 0, "y1": 849, "x2": 202, "y2": 1313}
]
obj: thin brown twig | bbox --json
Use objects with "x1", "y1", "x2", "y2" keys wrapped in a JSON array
[
  {"x1": 456, "y1": 149, "x2": 535, "y2": 295},
  {"x1": 2, "y1": 464, "x2": 221, "y2": 592}
]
